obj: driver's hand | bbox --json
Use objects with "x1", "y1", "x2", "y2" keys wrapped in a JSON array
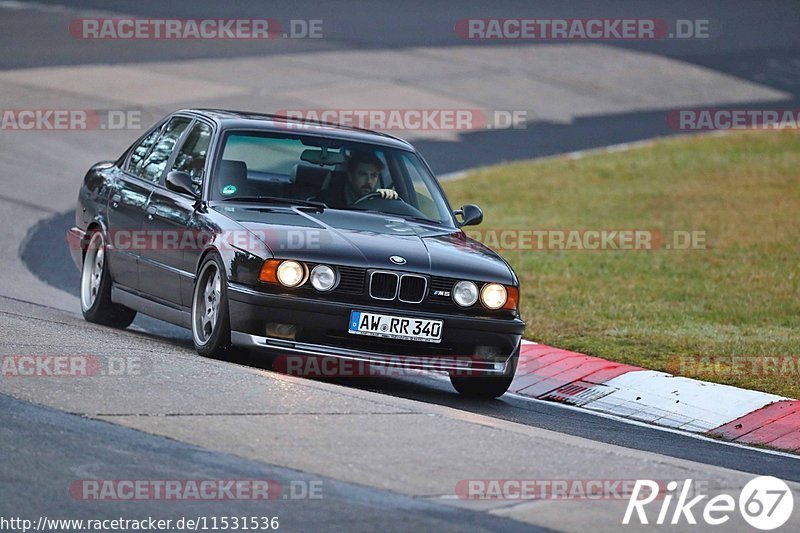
[{"x1": 377, "y1": 188, "x2": 399, "y2": 200}]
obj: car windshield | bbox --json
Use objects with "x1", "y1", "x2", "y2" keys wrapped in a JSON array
[{"x1": 210, "y1": 130, "x2": 455, "y2": 226}]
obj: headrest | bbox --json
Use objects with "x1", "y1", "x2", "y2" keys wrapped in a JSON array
[{"x1": 291, "y1": 164, "x2": 330, "y2": 187}]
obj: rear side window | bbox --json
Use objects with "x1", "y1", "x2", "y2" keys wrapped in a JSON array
[
  {"x1": 127, "y1": 128, "x2": 161, "y2": 175},
  {"x1": 138, "y1": 117, "x2": 192, "y2": 183}
]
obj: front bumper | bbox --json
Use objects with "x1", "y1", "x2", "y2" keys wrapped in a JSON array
[{"x1": 227, "y1": 283, "x2": 525, "y2": 374}]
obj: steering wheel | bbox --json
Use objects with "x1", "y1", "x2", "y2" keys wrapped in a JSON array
[
  {"x1": 350, "y1": 191, "x2": 427, "y2": 218},
  {"x1": 354, "y1": 192, "x2": 389, "y2": 204}
]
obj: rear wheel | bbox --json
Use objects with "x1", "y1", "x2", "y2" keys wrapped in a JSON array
[
  {"x1": 192, "y1": 254, "x2": 232, "y2": 358},
  {"x1": 80, "y1": 230, "x2": 136, "y2": 328},
  {"x1": 449, "y1": 345, "x2": 519, "y2": 399}
]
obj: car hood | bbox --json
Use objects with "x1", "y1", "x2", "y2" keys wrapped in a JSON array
[{"x1": 215, "y1": 205, "x2": 516, "y2": 285}]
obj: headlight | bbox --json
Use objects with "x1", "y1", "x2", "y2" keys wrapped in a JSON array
[
  {"x1": 276, "y1": 260, "x2": 306, "y2": 287},
  {"x1": 453, "y1": 280, "x2": 479, "y2": 307},
  {"x1": 310, "y1": 264, "x2": 337, "y2": 292},
  {"x1": 480, "y1": 283, "x2": 508, "y2": 310}
]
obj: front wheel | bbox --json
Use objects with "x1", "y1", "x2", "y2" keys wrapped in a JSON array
[
  {"x1": 449, "y1": 347, "x2": 519, "y2": 399},
  {"x1": 80, "y1": 230, "x2": 136, "y2": 328},
  {"x1": 192, "y1": 254, "x2": 232, "y2": 358}
]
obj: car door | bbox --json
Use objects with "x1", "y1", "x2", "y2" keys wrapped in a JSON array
[
  {"x1": 139, "y1": 118, "x2": 213, "y2": 306},
  {"x1": 104, "y1": 123, "x2": 165, "y2": 291}
]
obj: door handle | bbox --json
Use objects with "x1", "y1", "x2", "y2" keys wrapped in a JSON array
[
  {"x1": 111, "y1": 194, "x2": 121, "y2": 209},
  {"x1": 146, "y1": 206, "x2": 157, "y2": 220}
]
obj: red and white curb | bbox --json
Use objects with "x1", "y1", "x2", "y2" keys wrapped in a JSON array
[{"x1": 513, "y1": 341, "x2": 800, "y2": 453}]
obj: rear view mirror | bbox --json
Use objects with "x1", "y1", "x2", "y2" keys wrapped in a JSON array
[
  {"x1": 166, "y1": 171, "x2": 199, "y2": 199},
  {"x1": 300, "y1": 148, "x2": 345, "y2": 166},
  {"x1": 456, "y1": 204, "x2": 483, "y2": 227}
]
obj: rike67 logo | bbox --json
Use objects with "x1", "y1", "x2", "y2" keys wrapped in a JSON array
[{"x1": 624, "y1": 477, "x2": 794, "y2": 529}]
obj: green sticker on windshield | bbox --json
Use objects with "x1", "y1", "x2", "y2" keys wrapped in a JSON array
[{"x1": 222, "y1": 185, "x2": 237, "y2": 196}]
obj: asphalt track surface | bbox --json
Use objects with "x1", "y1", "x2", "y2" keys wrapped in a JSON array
[
  {"x1": 2, "y1": 1, "x2": 800, "y2": 531},
  {"x1": 0, "y1": 394, "x2": 541, "y2": 533}
]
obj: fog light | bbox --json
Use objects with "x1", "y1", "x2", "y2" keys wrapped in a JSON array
[
  {"x1": 475, "y1": 345, "x2": 502, "y2": 357},
  {"x1": 453, "y1": 280, "x2": 479, "y2": 307},
  {"x1": 266, "y1": 323, "x2": 297, "y2": 340},
  {"x1": 276, "y1": 260, "x2": 306, "y2": 287},
  {"x1": 310, "y1": 264, "x2": 338, "y2": 292}
]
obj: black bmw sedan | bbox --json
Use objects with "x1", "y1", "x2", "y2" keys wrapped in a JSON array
[{"x1": 68, "y1": 109, "x2": 525, "y2": 398}]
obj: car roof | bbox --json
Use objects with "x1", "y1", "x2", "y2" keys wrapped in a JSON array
[{"x1": 177, "y1": 108, "x2": 416, "y2": 151}]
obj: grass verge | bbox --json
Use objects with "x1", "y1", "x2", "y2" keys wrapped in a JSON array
[{"x1": 442, "y1": 131, "x2": 800, "y2": 398}]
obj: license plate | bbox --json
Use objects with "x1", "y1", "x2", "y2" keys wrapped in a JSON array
[{"x1": 348, "y1": 311, "x2": 443, "y2": 343}]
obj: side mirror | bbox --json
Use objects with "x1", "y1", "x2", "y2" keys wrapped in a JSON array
[
  {"x1": 456, "y1": 204, "x2": 483, "y2": 227},
  {"x1": 166, "y1": 171, "x2": 199, "y2": 199}
]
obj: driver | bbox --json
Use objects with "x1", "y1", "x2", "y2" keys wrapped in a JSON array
[{"x1": 323, "y1": 152, "x2": 398, "y2": 207}]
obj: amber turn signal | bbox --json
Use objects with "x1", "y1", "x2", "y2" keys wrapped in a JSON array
[
  {"x1": 503, "y1": 286, "x2": 519, "y2": 310},
  {"x1": 258, "y1": 259, "x2": 281, "y2": 283}
]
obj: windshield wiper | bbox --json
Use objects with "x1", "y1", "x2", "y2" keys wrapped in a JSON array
[
  {"x1": 221, "y1": 196, "x2": 327, "y2": 210},
  {"x1": 405, "y1": 215, "x2": 443, "y2": 225}
]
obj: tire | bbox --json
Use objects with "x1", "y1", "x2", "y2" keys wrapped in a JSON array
[
  {"x1": 191, "y1": 253, "x2": 232, "y2": 358},
  {"x1": 80, "y1": 230, "x2": 137, "y2": 328},
  {"x1": 449, "y1": 345, "x2": 519, "y2": 399}
]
